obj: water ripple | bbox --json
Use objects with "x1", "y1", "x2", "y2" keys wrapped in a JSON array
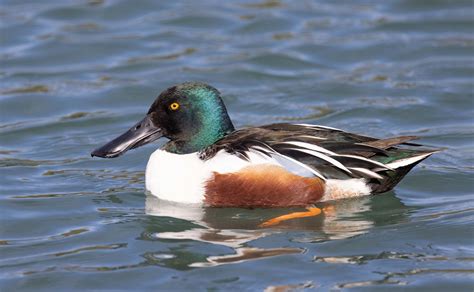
[{"x1": 0, "y1": 0, "x2": 472, "y2": 290}]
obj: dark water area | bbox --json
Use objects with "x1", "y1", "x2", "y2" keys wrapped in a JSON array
[{"x1": 1, "y1": 0, "x2": 473, "y2": 290}]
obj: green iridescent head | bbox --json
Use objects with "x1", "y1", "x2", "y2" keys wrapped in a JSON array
[
  {"x1": 91, "y1": 82, "x2": 235, "y2": 158},
  {"x1": 149, "y1": 82, "x2": 235, "y2": 153}
]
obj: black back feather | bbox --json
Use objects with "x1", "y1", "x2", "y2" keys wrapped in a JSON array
[{"x1": 199, "y1": 123, "x2": 433, "y2": 188}]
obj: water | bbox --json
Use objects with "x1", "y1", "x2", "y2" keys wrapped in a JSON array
[{"x1": 1, "y1": 0, "x2": 473, "y2": 290}]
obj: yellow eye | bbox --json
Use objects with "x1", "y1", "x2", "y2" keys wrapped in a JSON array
[{"x1": 169, "y1": 102, "x2": 180, "y2": 111}]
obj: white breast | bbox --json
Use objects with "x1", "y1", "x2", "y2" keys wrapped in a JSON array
[{"x1": 145, "y1": 149, "x2": 280, "y2": 204}]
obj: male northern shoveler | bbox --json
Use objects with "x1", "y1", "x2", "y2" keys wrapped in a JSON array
[{"x1": 91, "y1": 82, "x2": 436, "y2": 226}]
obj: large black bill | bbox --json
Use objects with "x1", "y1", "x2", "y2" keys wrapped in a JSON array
[{"x1": 91, "y1": 115, "x2": 162, "y2": 158}]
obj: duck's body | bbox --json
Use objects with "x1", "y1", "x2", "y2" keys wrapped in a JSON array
[
  {"x1": 145, "y1": 123, "x2": 434, "y2": 206},
  {"x1": 146, "y1": 148, "x2": 372, "y2": 205},
  {"x1": 92, "y1": 82, "x2": 436, "y2": 208}
]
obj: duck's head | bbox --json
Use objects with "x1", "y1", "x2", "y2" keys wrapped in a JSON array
[{"x1": 91, "y1": 82, "x2": 234, "y2": 158}]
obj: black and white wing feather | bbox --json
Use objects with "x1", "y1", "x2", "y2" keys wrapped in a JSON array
[{"x1": 200, "y1": 123, "x2": 420, "y2": 181}]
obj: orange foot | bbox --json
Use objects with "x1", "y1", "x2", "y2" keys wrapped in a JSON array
[{"x1": 259, "y1": 207, "x2": 322, "y2": 228}]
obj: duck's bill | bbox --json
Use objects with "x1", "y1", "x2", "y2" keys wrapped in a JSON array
[{"x1": 91, "y1": 115, "x2": 162, "y2": 158}]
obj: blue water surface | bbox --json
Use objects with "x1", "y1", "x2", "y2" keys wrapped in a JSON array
[{"x1": 1, "y1": 0, "x2": 473, "y2": 290}]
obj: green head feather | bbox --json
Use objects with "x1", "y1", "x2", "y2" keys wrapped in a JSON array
[{"x1": 150, "y1": 82, "x2": 235, "y2": 154}]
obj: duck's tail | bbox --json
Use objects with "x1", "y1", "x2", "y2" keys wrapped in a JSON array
[{"x1": 369, "y1": 149, "x2": 438, "y2": 193}]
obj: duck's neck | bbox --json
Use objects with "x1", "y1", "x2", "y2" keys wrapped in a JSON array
[{"x1": 164, "y1": 114, "x2": 234, "y2": 154}]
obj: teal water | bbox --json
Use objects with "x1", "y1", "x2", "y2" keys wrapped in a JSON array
[{"x1": 1, "y1": 0, "x2": 473, "y2": 290}]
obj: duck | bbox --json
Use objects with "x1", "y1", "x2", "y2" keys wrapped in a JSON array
[{"x1": 91, "y1": 82, "x2": 437, "y2": 226}]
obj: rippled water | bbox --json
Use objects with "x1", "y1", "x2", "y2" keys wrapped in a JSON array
[{"x1": 1, "y1": 0, "x2": 473, "y2": 290}]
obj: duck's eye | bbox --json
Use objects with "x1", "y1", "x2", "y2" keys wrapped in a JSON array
[{"x1": 169, "y1": 102, "x2": 180, "y2": 111}]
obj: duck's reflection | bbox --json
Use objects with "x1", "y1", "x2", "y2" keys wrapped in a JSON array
[{"x1": 144, "y1": 193, "x2": 408, "y2": 268}]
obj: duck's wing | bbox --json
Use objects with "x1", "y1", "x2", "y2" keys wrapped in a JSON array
[{"x1": 200, "y1": 123, "x2": 435, "y2": 190}]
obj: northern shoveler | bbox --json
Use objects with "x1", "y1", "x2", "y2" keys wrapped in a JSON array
[{"x1": 91, "y1": 82, "x2": 437, "y2": 226}]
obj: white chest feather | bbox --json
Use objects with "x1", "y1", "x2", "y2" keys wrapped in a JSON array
[
  {"x1": 145, "y1": 149, "x2": 279, "y2": 204},
  {"x1": 146, "y1": 150, "x2": 207, "y2": 204}
]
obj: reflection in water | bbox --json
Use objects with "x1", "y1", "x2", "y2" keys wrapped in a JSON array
[
  {"x1": 191, "y1": 247, "x2": 302, "y2": 268},
  {"x1": 144, "y1": 194, "x2": 408, "y2": 268},
  {"x1": 319, "y1": 198, "x2": 374, "y2": 241},
  {"x1": 145, "y1": 195, "x2": 290, "y2": 268}
]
